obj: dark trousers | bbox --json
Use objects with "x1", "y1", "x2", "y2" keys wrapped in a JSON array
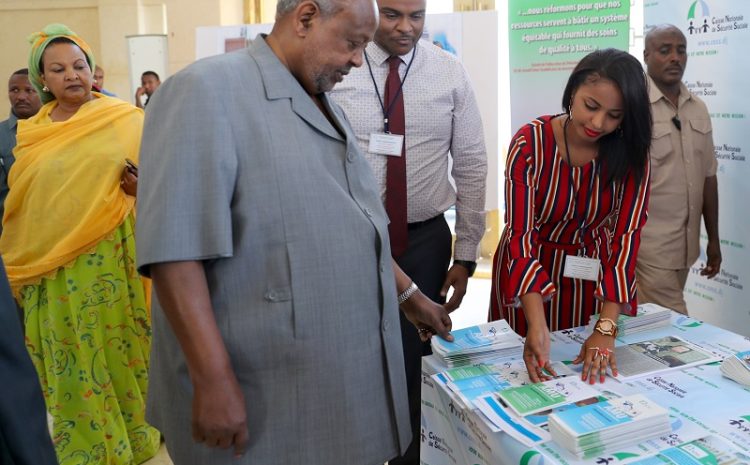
[{"x1": 390, "y1": 214, "x2": 452, "y2": 465}]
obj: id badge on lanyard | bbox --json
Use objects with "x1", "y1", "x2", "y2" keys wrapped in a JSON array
[
  {"x1": 369, "y1": 133, "x2": 404, "y2": 156},
  {"x1": 363, "y1": 47, "x2": 415, "y2": 158},
  {"x1": 563, "y1": 255, "x2": 600, "y2": 281}
]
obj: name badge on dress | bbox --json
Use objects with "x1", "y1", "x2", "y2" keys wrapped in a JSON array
[
  {"x1": 563, "y1": 255, "x2": 600, "y2": 282},
  {"x1": 369, "y1": 132, "x2": 404, "y2": 156}
]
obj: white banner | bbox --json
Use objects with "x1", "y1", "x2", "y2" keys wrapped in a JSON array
[{"x1": 644, "y1": 0, "x2": 750, "y2": 335}]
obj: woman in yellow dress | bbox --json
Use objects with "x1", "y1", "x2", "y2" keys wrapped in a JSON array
[{"x1": 0, "y1": 23, "x2": 160, "y2": 464}]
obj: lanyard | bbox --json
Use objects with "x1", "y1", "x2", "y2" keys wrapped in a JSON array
[
  {"x1": 563, "y1": 117, "x2": 599, "y2": 251},
  {"x1": 364, "y1": 46, "x2": 417, "y2": 133}
]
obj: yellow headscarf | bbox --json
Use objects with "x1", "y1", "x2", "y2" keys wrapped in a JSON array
[{"x1": 0, "y1": 94, "x2": 143, "y2": 293}]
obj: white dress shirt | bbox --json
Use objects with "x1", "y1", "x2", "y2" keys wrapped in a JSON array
[{"x1": 331, "y1": 40, "x2": 487, "y2": 261}]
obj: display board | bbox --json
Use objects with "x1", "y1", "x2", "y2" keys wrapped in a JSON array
[
  {"x1": 644, "y1": 1, "x2": 750, "y2": 336},
  {"x1": 195, "y1": 24, "x2": 271, "y2": 60},
  {"x1": 507, "y1": 0, "x2": 631, "y2": 132}
]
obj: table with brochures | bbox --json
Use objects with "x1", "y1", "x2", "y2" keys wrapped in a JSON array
[{"x1": 420, "y1": 310, "x2": 750, "y2": 465}]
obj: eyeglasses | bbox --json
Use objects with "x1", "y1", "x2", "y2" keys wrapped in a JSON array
[{"x1": 672, "y1": 115, "x2": 681, "y2": 131}]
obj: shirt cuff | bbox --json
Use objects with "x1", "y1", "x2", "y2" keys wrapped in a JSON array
[
  {"x1": 594, "y1": 267, "x2": 637, "y2": 316},
  {"x1": 453, "y1": 238, "x2": 480, "y2": 262},
  {"x1": 503, "y1": 257, "x2": 557, "y2": 305}
]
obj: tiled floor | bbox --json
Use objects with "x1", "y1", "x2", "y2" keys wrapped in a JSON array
[{"x1": 140, "y1": 277, "x2": 492, "y2": 465}]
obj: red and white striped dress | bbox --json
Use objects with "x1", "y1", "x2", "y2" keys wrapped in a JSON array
[{"x1": 489, "y1": 115, "x2": 650, "y2": 336}]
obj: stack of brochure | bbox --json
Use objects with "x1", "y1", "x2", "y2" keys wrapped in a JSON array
[
  {"x1": 720, "y1": 350, "x2": 750, "y2": 386},
  {"x1": 496, "y1": 376, "x2": 600, "y2": 417},
  {"x1": 548, "y1": 394, "x2": 671, "y2": 459},
  {"x1": 628, "y1": 435, "x2": 750, "y2": 465},
  {"x1": 434, "y1": 359, "x2": 575, "y2": 408},
  {"x1": 473, "y1": 376, "x2": 600, "y2": 448},
  {"x1": 587, "y1": 303, "x2": 671, "y2": 336},
  {"x1": 614, "y1": 335, "x2": 720, "y2": 381},
  {"x1": 431, "y1": 320, "x2": 523, "y2": 367}
]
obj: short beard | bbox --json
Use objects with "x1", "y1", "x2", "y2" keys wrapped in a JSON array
[
  {"x1": 302, "y1": 44, "x2": 334, "y2": 94},
  {"x1": 313, "y1": 73, "x2": 335, "y2": 94}
]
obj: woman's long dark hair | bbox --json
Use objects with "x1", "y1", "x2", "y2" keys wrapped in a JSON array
[{"x1": 561, "y1": 48, "x2": 652, "y2": 185}]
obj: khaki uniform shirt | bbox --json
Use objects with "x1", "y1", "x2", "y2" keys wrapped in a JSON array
[{"x1": 640, "y1": 76, "x2": 717, "y2": 269}]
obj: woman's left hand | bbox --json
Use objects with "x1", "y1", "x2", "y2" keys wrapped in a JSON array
[
  {"x1": 121, "y1": 166, "x2": 138, "y2": 197},
  {"x1": 573, "y1": 332, "x2": 618, "y2": 384}
]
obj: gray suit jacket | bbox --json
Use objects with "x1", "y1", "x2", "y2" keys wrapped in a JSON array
[
  {"x1": 0, "y1": 113, "x2": 18, "y2": 233},
  {"x1": 136, "y1": 36, "x2": 410, "y2": 464}
]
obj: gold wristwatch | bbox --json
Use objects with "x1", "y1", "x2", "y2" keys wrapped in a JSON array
[{"x1": 594, "y1": 317, "x2": 619, "y2": 338}]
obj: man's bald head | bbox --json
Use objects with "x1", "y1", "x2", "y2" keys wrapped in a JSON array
[
  {"x1": 276, "y1": 0, "x2": 341, "y2": 19},
  {"x1": 645, "y1": 24, "x2": 685, "y2": 50}
]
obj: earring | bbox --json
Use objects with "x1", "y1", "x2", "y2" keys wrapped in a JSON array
[
  {"x1": 42, "y1": 85, "x2": 49, "y2": 92},
  {"x1": 568, "y1": 104, "x2": 573, "y2": 121}
]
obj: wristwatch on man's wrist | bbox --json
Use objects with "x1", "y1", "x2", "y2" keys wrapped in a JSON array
[
  {"x1": 453, "y1": 260, "x2": 477, "y2": 278},
  {"x1": 593, "y1": 317, "x2": 619, "y2": 338}
]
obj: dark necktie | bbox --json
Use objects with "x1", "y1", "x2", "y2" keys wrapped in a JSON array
[{"x1": 384, "y1": 56, "x2": 408, "y2": 257}]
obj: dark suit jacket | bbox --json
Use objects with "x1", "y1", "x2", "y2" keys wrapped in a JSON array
[{"x1": 0, "y1": 258, "x2": 57, "y2": 465}]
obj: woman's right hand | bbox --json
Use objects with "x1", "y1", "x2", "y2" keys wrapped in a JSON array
[
  {"x1": 519, "y1": 292, "x2": 557, "y2": 383},
  {"x1": 524, "y1": 324, "x2": 557, "y2": 383}
]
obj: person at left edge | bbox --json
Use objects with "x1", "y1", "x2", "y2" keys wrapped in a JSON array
[
  {"x1": 330, "y1": 2, "x2": 487, "y2": 461},
  {"x1": 135, "y1": 0, "x2": 453, "y2": 463},
  {"x1": 0, "y1": 69, "x2": 41, "y2": 235},
  {"x1": 0, "y1": 256, "x2": 58, "y2": 465}
]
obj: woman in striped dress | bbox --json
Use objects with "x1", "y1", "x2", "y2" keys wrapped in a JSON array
[{"x1": 489, "y1": 49, "x2": 652, "y2": 385}]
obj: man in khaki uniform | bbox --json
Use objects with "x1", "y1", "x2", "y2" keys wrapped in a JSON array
[{"x1": 637, "y1": 24, "x2": 720, "y2": 315}]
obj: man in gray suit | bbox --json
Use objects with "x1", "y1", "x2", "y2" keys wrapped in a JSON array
[{"x1": 136, "y1": 0, "x2": 453, "y2": 464}]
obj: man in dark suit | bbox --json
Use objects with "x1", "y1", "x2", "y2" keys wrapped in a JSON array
[{"x1": 0, "y1": 257, "x2": 57, "y2": 465}]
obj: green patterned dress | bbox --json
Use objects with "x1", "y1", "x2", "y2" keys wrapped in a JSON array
[{"x1": 21, "y1": 214, "x2": 160, "y2": 465}]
